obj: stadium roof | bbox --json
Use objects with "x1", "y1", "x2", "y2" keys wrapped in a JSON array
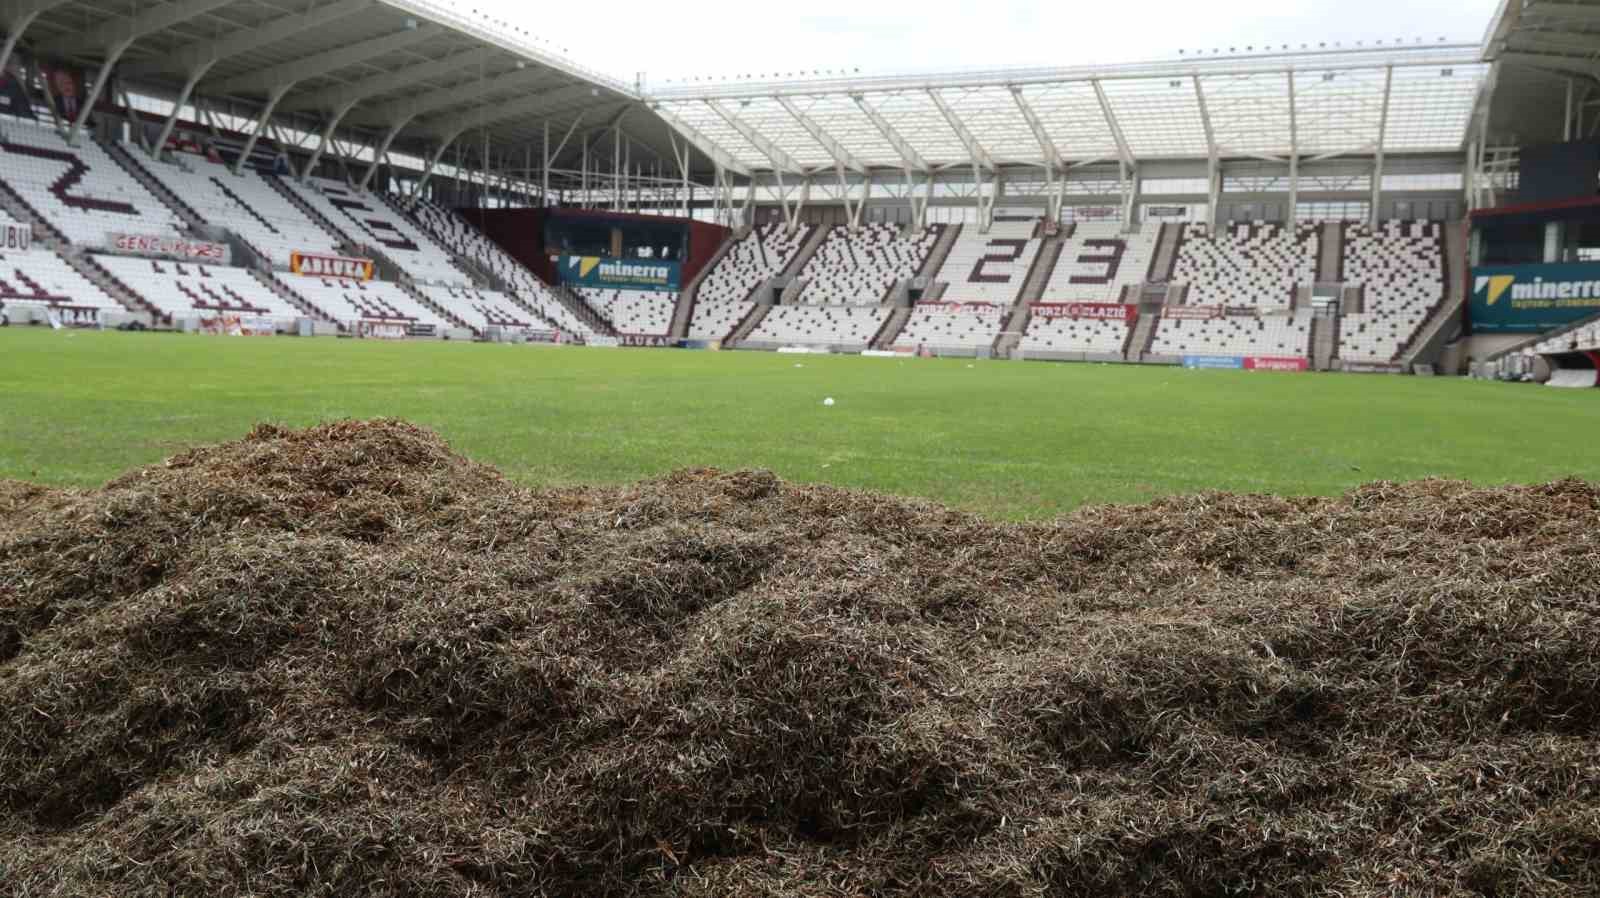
[
  {"x1": 2, "y1": 1, "x2": 1511, "y2": 184},
  {"x1": 1480, "y1": 0, "x2": 1600, "y2": 146}
]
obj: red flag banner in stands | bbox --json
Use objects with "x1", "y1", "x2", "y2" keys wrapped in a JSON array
[
  {"x1": 1244, "y1": 356, "x2": 1310, "y2": 372},
  {"x1": 290, "y1": 251, "x2": 374, "y2": 281},
  {"x1": 1162, "y1": 305, "x2": 1224, "y2": 320},
  {"x1": 109, "y1": 233, "x2": 230, "y2": 264},
  {"x1": 1030, "y1": 302, "x2": 1137, "y2": 322},
  {"x1": 0, "y1": 219, "x2": 32, "y2": 251}
]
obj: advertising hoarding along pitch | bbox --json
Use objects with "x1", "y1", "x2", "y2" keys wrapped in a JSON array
[{"x1": 1470, "y1": 263, "x2": 1600, "y2": 334}]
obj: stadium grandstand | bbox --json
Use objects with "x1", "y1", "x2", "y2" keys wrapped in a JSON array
[{"x1": 0, "y1": 0, "x2": 1590, "y2": 382}]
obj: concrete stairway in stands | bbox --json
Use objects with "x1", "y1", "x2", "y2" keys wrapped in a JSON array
[
  {"x1": 1318, "y1": 221, "x2": 1343, "y2": 283},
  {"x1": 1311, "y1": 313, "x2": 1339, "y2": 370},
  {"x1": 918, "y1": 222, "x2": 962, "y2": 283},
  {"x1": 1400, "y1": 224, "x2": 1469, "y2": 369},
  {"x1": 995, "y1": 235, "x2": 1065, "y2": 358},
  {"x1": 102, "y1": 139, "x2": 208, "y2": 232},
  {"x1": 870, "y1": 305, "x2": 913, "y2": 350},
  {"x1": 725, "y1": 298, "x2": 773, "y2": 347},
  {"x1": 1145, "y1": 223, "x2": 1183, "y2": 284},
  {"x1": 671, "y1": 231, "x2": 740, "y2": 339},
  {"x1": 250, "y1": 270, "x2": 332, "y2": 323},
  {"x1": 779, "y1": 222, "x2": 830, "y2": 278},
  {"x1": 1124, "y1": 312, "x2": 1161, "y2": 362}
]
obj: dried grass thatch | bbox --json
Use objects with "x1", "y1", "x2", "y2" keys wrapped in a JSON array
[{"x1": 2, "y1": 420, "x2": 1599, "y2": 896}]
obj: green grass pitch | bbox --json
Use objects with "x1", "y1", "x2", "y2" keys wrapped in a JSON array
[{"x1": 2, "y1": 327, "x2": 1596, "y2": 519}]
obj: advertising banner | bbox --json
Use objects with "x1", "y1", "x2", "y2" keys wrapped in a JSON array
[
  {"x1": 109, "y1": 233, "x2": 229, "y2": 263},
  {"x1": 1470, "y1": 263, "x2": 1600, "y2": 334},
  {"x1": 291, "y1": 251, "x2": 374, "y2": 281},
  {"x1": 354, "y1": 321, "x2": 406, "y2": 340},
  {"x1": 1182, "y1": 355, "x2": 1245, "y2": 369},
  {"x1": 1163, "y1": 305, "x2": 1223, "y2": 320},
  {"x1": 559, "y1": 255, "x2": 680, "y2": 292},
  {"x1": 1244, "y1": 356, "x2": 1309, "y2": 372},
  {"x1": 917, "y1": 301, "x2": 1002, "y2": 316},
  {"x1": 0, "y1": 219, "x2": 32, "y2": 252},
  {"x1": 199, "y1": 314, "x2": 274, "y2": 337},
  {"x1": 620, "y1": 334, "x2": 676, "y2": 348},
  {"x1": 1031, "y1": 302, "x2": 1138, "y2": 322}
]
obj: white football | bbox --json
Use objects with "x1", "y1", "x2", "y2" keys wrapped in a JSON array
[{"x1": 823, "y1": 397, "x2": 835, "y2": 407}]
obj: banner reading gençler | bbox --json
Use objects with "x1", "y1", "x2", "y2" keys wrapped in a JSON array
[
  {"x1": 109, "y1": 233, "x2": 229, "y2": 264},
  {"x1": 1030, "y1": 302, "x2": 1137, "y2": 322},
  {"x1": 291, "y1": 251, "x2": 374, "y2": 281}
]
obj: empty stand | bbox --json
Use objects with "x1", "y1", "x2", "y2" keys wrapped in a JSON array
[
  {"x1": 795, "y1": 223, "x2": 939, "y2": 304},
  {"x1": 414, "y1": 284, "x2": 554, "y2": 333},
  {"x1": 1337, "y1": 221, "x2": 1444, "y2": 364},
  {"x1": 747, "y1": 304, "x2": 887, "y2": 347},
  {"x1": 276, "y1": 275, "x2": 448, "y2": 331},
  {"x1": 1172, "y1": 222, "x2": 1319, "y2": 308},
  {"x1": 933, "y1": 221, "x2": 1041, "y2": 305},
  {"x1": 689, "y1": 223, "x2": 813, "y2": 339},
  {"x1": 1020, "y1": 313, "x2": 1132, "y2": 355},
  {"x1": 577, "y1": 288, "x2": 674, "y2": 335},
  {"x1": 0, "y1": 248, "x2": 123, "y2": 312},
  {"x1": 284, "y1": 178, "x2": 468, "y2": 286},
  {"x1": 94, "y1": 255, "x2": 302, "y2": 323},
  {"x1": 1039, "y1": 222, "x2": 1159, "y2": 303},
  {"x1": 897, "y1": 302, "x2": 1006, "y2": 351},
  {"x1": 1150, "y1": 313, "x2": 1315, "y2": 358},
  {"x1": 0, "y1": 119, "x2": 182, "y2": 247}
]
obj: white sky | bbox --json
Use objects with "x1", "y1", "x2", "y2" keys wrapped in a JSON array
[{"x1": 467, "y1": 0, "x2": 1504, "y2": 86}]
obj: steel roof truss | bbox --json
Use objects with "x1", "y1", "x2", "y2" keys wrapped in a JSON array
[
  {"x1": 652, "y1": 104, "x2": 753, "y2": 178},
  {"x1": 773, "y1": 95, "x2": 868, "y2": 175},
  {"x1": 706, "y1": 99, "x2": 804, "y2": 174},
  {"x1": 927, "y1": 89, "x2": 996, "y2": 170},
  {"x1": 851, "y1": 94, "x2": 931, "y2": 172},
  {"x1": 1090, "y1": 80, "x2": 1136, "y2": 170},
  {"x1": 212, "y1": 23, "x2": 443, "y2": 97}
]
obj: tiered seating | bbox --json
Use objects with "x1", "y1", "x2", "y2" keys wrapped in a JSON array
[
  {"x1": 1173, "y1": 222, "x2": 1319, "y2": 308},
  {"x1": 689, "y1": 223, "x2": 813, "y2": 339},
  {"x1": 409, "y1": 198, "x2": 544, "y2": 293},
  {"x1": 577, "y1": 288, "x2": 674, "y2": 335},
  {"x1": 1150, "y1": 313, "x2": 1315, "y2": 357},
  {"x1": 795, "y1": 223, "x2": 938, "y2": 304},
  {"x1": 284, "y1": 177, "x2": 468, "y2": 286},
  {"x1": 1536, "y1": 321, "x2": 1600, "y2": 355},
  {"x1": 130, "y1": 154, "x2": 340, "y2": 266},
  {"x1": 1020, "y1": 314, "x2": 1131, "y2": 355},
  {"x1": 747, "y1": 305, "x2": 887, "y2": 347},
  {"x1": 1338, "y1": 221, "x2": 1444, "y2": 364},
  {"x1": 94, "y1": 255, "x2": 300, "y2": 322},
  {"x1": 897, "y1": 302, "x2": 1005, "y2": 350},
  {"x1": 415, "y1": 284, "x2": 551, "y2": 333},
  {"x1": 934, "y1": 221, "x2": 1040, "y2": 304},
  {"x1": 0, "y1": 119, "x2": 182, "y2": 246},
  {"x1": 0, "y1": 249, "x2": 122, "y2": 310},
  {"x1": 1039, "y1": 222, "x2": 1159, "y2": 303},
  {"x1": 277, "y1": 276, "x2": 447, "y2": 330}
]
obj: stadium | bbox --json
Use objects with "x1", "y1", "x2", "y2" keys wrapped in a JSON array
[{"x1": 4, "y1": 0, "x2": 1600, "y2": 894}]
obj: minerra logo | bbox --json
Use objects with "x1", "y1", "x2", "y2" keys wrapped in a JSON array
[
  {"x1": 569, "y1": 256, "x2": 603, "y2": 279},
  {"x1": 1475, "y1": 273, "x2": 1600, "y2": 306},
  {"x1": 1473, "y1": 275, "x2": 1516, "y2": 306}
]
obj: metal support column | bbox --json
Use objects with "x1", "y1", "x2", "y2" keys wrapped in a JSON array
[
  {"x1": 232, "y1": 83, "x2": 292, "y2": 175},
  {"x1": 152, "y1": 62, "x2": 216, "y2": 160},
  {"x1": 68, "y1": 35, "x2": 136, "y2": 145}
]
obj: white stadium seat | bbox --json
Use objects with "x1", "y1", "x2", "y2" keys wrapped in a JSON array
[
  {"x1": 94, "y1": 254, "x2": 299, "y2": 323},
  {"x1": 795, "y1": 223, "x2": 939, "y2": 305},
  {"x1": 577, "y1": 288, "x2": 674, "y2": 335},
  {"x1": 933, "y1": 221, "x2": 1040, "y2": 305},
  {"x1": 1172, "y1": 221, "x2": 1320, "y2": 309},
  {"x1": 1039, "y1": 222, "x2": 1158, "y2": 303},
  {"x1": 0, "y1": 119, "x2": 183, "y2": 247},
  {"x1": 689, "y1": 222, "x2": 813, "y2": 340},
  {"x1": 1338, "y1": 221, "x2": 1444, "y2": 364},
  {"x1": 284, "y1": 177, "x2": 469, "y2": 286},
  {"x1": 897, "y1": 303, "x2": 1005, "y2": 351},
  {"x1": 748, "y1": 304, "x2": 887, "y2": 347}
]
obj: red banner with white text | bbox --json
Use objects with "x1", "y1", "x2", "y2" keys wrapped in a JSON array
[
  {"x1": 1244, "y1": 356, "x2": 1309, "y2": 372},
  {"x1": 1031, "y1": 302, "x2": 1137, "y2": 322}
]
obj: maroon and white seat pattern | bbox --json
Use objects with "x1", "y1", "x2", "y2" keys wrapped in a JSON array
[
  {"x1": 748, "y1": 305, "x2": 887, "y2": 347},
  {"x1": 1151, "y1": 312, "x2": 1315, "y2": 357},
  {"x1": 1039, "y1": 222, "x2": 1159, "y2": 303},
  {"x1": 897, "y1": 302, "x2": 1006, "y2": 350},
  {"x1": 578, "y1": 288, "x2": 674, "y2": 335},
  {"x1": 795, "y1": 224, "x2": 938, "y2": 305},
  {"x1": 279, "y1": 276, "x2": 447, "y2": 330},
  {"x1": 1020, "y1": 314, "x2": 1131, "y2": 355},
  {"x1": 0, "y1": 119, "x2": 182, "y2": 246},
  {"x1": 416, "y1": 284, "x2": 553, "y2": 333},
  {"x1": 95, "y1": 254, "x2": 300, "y2": 321},
  {"x1": 933, "y1": 221, "x2": 1040, "y2": 305},
  {"x1": 1337, "y1": 221, "x2": 1444, "y2": 364},
  {"x1": 1535, "y1": 321, "x2": 1600, "y2": 355},
  {"x1": 285, "y1": 178, "x2": 467, "y2": 286},
  {"x1": 0, "y1": 249, "x2": 121, "y2": 310},
  {"x1": 1173, "y1": 222, "x2": 1320, "y2": 308},
  {"x1": 132, "y1": 154, "x2": 340, "y2": 266},
  {"x1": 689, "y1": 223, "x2": 813, "y2": 339}
]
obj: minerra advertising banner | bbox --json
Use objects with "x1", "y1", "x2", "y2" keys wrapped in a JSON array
[
  {"x1": 291, "y1": 251, "x2": 375, "y2": 281},
  {"x1": 560, "y1": 255, "x2": 680, "y2": 292},
  {"x1": 1470, "y1": 263, "x2": 1600, "y2": 334}
]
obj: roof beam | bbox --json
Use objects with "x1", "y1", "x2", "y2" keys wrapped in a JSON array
[
  {"x1": 284, "y1": 46, "x2": 500, "y2": 114},
  {"x1": 773, "y1": 95, "x2": 868, "y2": 175},
  {"x1": 652, "y1": 103, "x2": 753, "y2": 178},
  {"x1": 39, "y1": 0, "x2": 233, "y2": 57},
  {"x1": 1090, "y1": 79, "x2": 1137, "y2": 169},
  {"x1": 1506, "y1": 31, "x2": 1600, "y2": 56},
  {"x1": 1192, "y1": 76, "x2": 1218, "y2": 160},
  {"x1": 556, "y1": 106, "x2": 631, "y2": 168},
  {"x1": 1009, "y1": 86, "x2": 1063, "y2": 168},
  {"x1": 1523, "y1": 1, "x2": 1600, "y2": 26},
  {"x1": 346, "y1": 65, "x2": 564, "y2": 126},
  {"x1": 851, "y1": 94, "x2": 931, "y2": 172},
  {"x1": 926, "y1": 89, "x2": 996, "y2": 169},
  {"x1": 1500, "y1": 50, "x2": 1600, "y2": 80},
  {"x1": 419, "y1": 89, "x2": 628, "y2": 144},
  {"x1": 120, "y1": 0, "x2": 374, "y2": 80},
  {"x1": 706, "y1": 99, "x2": 804, "y2": 174},
  {"x1": 211, "y1": 22, "x2": 443, "y2": 96}
]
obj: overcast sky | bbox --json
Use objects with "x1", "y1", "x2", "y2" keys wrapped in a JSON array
[{"x1": 470, "y1": 0, "x2": 1504, "y2": 87}]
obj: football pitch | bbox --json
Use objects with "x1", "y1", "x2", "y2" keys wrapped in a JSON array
[{"x1": 2, "y1": 327, "x2": 1596, "y2": 519}]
